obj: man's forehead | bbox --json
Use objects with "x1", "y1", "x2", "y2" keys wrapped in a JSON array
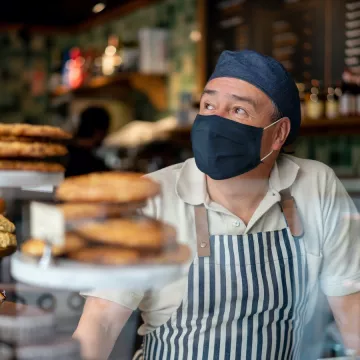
[{"x1": 202, "y1": 77, "x2": 272, "y2": 106}]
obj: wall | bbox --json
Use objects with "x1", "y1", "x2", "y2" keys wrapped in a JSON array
[
  {"x1": 0, "y1": 31, "x2": 50, "y2": 124},
  {"x1": 0, "y1": 0, "x2": 198, "y2": 124},
  {"x1": 52, "y1": 0, "x2": 199, "y2": 112}
]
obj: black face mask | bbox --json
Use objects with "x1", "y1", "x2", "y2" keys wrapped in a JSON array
[{"x1": 191, "y1": 114, "x2": 279, "y2": 180}]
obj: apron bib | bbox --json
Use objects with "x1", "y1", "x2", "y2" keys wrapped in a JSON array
[{"x1": 134, "y1": 190, "x2": 309, "y2": 360}]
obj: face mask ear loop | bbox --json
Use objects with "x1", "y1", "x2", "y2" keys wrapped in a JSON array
[
  {"x1": 261, "y1": 118, "x2": 282, "y2": 162},
  {"x1": 263, "y1": 118, "x2": 282, "y2": 131},
  {"x1": 261, "y1": 150, "x2": 274, "y2": 162}
]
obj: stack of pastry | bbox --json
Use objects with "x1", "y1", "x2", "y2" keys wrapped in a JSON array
[
  {"x1": 0, "y1": 213, "x2": 17, "y2": 257},
  {"x1": 22, "y1": 172, "x2": 190, "y2": 266},
  {"x1": 0, "y1": 124, "x2": 71, "y2": 173}
]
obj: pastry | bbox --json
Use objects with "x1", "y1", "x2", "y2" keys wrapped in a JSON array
[
  {"x1": 0, "y1": 214, "x2": 15, "y2": 233},
  {"x1": 0, "y1": 124, "x2": 71, "y2": 140},
  {"x1": 68, "y1": 247, "x2": 140, "y2": 265},
  {"x1": 75, "y1": 217, "x2": 176, "y2": 250},
  {"x1": 0, "y1": 215, "x2": 17, "y2": 257},
  {"x1": 0, "y1": 160, "x2": 64, "y2": 172},
  {"x1": 0, "y1": 290, "x2": 6, "y2": 304},
  {"x1": 21, "y1": 234, "x2": 86, "y2": 257},
  {"x1": 58, "y1": 201, "x2": 145, "y2": 221},
  {"x1": 56, "y1": 172, "x2": 160, "y2": 203},
  {"x1": 0, "y1": 232, "x2": 17, "y2": 248},
  {"x1": 0, "y1": 141, "x2": 68, "y2": 158}
]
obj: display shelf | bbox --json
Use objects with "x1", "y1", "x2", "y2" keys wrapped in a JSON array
[
  {"x1": 51, "y1": 73, "x2": 168, "y2": 111},
  {"x1": 11, "y1": 252, "x2": 189, "y2": 291},
  {"x1": 0, "y1": 171, "x2": 63, "y2": 190},
  {"x1": 300, "y1": 116, "x2": 360, "y2": 136}
]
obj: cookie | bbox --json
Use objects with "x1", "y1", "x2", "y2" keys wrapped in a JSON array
[
  {"x1": 68, "y1": 247, "x2": 140, "y2": 265},
  {"x1": 0, "y1": 160, "x2": 64, "y2": 172},
  {"x1": 0, "y1": 142, "x2": 68, "y2": 158},
  {"x1": 56, "y1": 172, "x2": 160, "y2": 203},
  {"x1": 0, "y1": 136, "x2": 39, "y2": 143},
  {"x1": 0, "y1": 233, "x2": 17, "y2": 248},
  {"x1": 75, "y1": 218, "x2": 176, "y2": 250},
  {"x1": 58, "y1": 201, "x2": 145, "y2": 221},
  {"x1": 21, "y1": 233, "x2": 86, "y2": 257},
  {"x1": 0, "y1": 124, "x2": 71, "y2": 140},
  {"x1": 0, "y1": 215, "x2": 15, "y2": 233}
]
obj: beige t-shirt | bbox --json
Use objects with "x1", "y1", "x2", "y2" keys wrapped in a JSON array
[{"x1": 83, "y1": 155, "x2": 360, "y2": 335}]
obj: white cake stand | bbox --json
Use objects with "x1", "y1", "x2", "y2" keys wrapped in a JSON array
[{"x1": 11, "y1": 252, "x2": 189, "y2": 291}]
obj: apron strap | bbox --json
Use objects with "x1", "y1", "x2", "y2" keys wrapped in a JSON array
[
  {"x1": 279, "y1": 188, "x2": 304, "y2": 238},
  {"x1": 194, "y1": 187, "x2": 304, "y2": 257},
  {"x1": 194, "y1": 206, "x2": 211, "y2": 257}
]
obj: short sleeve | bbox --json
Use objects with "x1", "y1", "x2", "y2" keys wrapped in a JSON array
[
  {"x1": 320, "y1": 172, "x2": 360, "y2": 296},
  {"x1": 80, "y1": 289, "x2": 144, "y2": 310},
  {"x1": 80, "y1": 195, "x2": 161, "y2": 308}
]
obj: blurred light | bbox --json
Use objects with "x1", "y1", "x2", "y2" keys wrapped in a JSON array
[
  {"x1": 105, "y1": 45, "x2": 116, "y2": 56},
  {"x1": 93, "y1": 2, "x2": 106, "y2": 13},
  {"x1": 189, "y1": 30, "x2": 202, "y2": 42}
]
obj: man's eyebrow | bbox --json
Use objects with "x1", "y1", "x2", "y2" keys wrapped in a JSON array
[
  {"x1": 230, "y1": 94, "x2": 258, "y2": 110},
  {"x1": 202, "y1": 89, "x2": 258, "y2": 110},
  {"x1": 201, "y1": 89, "x2": 217, "y2": 97}
]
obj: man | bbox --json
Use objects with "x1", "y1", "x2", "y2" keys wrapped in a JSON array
[
  {"x1": 74, "y1": 50, "x2": 360, "y2": 359},
  {"x1": 66, "y1": 106, "x2": 110, "y2": 177}
]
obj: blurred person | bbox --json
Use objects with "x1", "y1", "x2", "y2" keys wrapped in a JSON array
[
  {"x1": 74, "y1": 50, "x2": 360, "y2": 360},
  {"x1": 66, "y1": 106, "x2": 110, "y2": 177}
]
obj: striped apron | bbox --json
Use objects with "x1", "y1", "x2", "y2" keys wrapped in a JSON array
[{"x1": 134, "y1": 190, "x2": 309, "y2": 360}]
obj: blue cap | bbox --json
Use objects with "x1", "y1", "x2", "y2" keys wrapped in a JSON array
[{"x1": 209, "y1": 50, "x2": 301, "y2": 145}]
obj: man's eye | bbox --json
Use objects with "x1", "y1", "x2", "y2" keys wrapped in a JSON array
[
  {"x1": 235, "y1": 107, "x2": 246, "y2": 115},
  {"x1": 205, "y1": 103, "x2": 215, "y2": 110}
]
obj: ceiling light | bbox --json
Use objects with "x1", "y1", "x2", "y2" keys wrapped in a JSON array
[{"x1": 93, "y1": 2, "x2": 106, "y2": 13}]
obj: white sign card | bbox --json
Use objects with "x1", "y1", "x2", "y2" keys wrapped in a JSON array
[{"x1": 30, "y1": 202, "x2": 65, "y2": 246}]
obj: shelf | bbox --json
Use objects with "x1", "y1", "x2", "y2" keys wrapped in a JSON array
[
  {"x1": 300, "y1": 117, "x2": 360, "y2": 136},
  {"x1": 51, "y1": 73, "x2": 168, "y2": 111}
]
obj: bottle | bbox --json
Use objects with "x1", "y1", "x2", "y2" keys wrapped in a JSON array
[
  {"x1": 296, "y1": 83, "x2": 306, "y2": 121},
  {"x1": 305, "y1": 79, "x2": 324, "y2": 121},
  {"x1": 325, "y1": 86, "x2": 339, "y2": 119},
  {"x1": 102, "y1": 35, "x2": 123, "y2": 76},
  {"x1": 339, "y1": 70, "x2": 356, "y2": 117}
]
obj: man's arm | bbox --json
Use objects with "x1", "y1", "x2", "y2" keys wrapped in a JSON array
[
  {"x1": 328, "y1": 293, "x2": 360, "y2": 354},
  {"x1": 320, "y1": 171, "x2": 360, "y2": 353},
  {"x1": 73, "y1": 297, "x2": 133, "y2": 360}
]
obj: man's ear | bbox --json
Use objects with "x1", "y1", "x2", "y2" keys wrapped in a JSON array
[{"x1": 272, "y1": 117, "x2": 291, "y2": 151}]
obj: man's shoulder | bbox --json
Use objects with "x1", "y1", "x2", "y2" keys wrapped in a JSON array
[
  {"x1": 145, "y1": 161, "x2": 185, "y2": 185},
  {"x1": 284, "y1": 154, "x2": 336, "y2": 184}
]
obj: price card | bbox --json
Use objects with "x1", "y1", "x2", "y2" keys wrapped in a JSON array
[{"x1": 30, "y1": 202, "x2": 65, "y2": 246}]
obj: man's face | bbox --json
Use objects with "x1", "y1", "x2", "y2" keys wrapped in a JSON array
[{"x1": 199, "y1": 77, "x2": 289, "y2": 157}]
